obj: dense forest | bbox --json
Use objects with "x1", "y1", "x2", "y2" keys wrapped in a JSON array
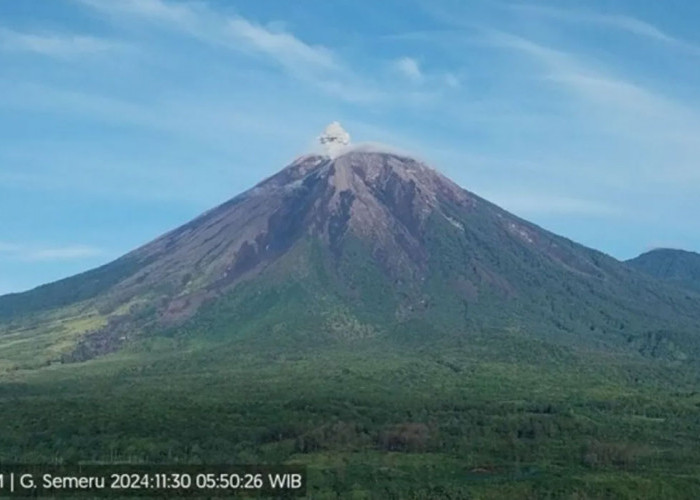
[{"x1": 1, "y1": 329, "x2": 699, "y2": 498}]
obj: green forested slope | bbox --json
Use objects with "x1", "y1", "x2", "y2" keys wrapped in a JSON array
[{"x1": 628, "y1": 248, "x2": 700, "y2": 293}]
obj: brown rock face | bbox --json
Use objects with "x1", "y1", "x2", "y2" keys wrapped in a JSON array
[{"x1": 112, "y1": 151, "x2": 474, "y2": 303}]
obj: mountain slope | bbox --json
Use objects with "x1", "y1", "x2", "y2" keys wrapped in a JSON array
[
  {"x1": 1, "y1": 149, "x2": 700, "y2": 368},
  {"x1": 627, "y1": 248, "x2": 700, "y2": 293}
]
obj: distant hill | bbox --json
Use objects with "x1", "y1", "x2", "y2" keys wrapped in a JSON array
[{"x1": 627, "y1": 248, "x2": 700, "y2": 293}]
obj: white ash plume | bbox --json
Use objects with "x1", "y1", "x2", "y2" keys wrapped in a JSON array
[{"x1": 319, "y1": 121, "x2": 350, "y2": 158}]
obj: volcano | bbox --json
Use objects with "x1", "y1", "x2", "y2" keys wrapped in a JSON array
[{"x1": 1, "y1": 125, "x2": 700, "y2": 367}]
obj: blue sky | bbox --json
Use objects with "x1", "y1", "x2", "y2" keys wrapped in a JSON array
[{"x1": 1, "y1": 0, "x2": 699, "y2": 294}]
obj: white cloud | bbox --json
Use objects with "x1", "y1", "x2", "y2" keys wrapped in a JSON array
[
  {"x1": 0, "y1": 27, "x2": 123, "y2": 57},
  {"x1": 509, "y1": 4, "x2": 700, "y2": 52},
  {"x1": 227, "y1": 17, "x2": 338, "y2": 73},
  {"x1": 0, "y1": 242, "x2": 104, "y2": 262},
  {"x1": 81, "y1": 0, "x2": 336, "y2": 70},
  {"x1": 394, "y1": 56, "x2": 423, "y2": 82},
  {"x1": 0, "y1": 80, "x2": 303, "y2": 144},
  {"x1": 483, "y1": 31, "x2": 700, "y2": 184},
  {"x1": 598, "y1": 15, "x2": 675, "y2": 43},
  {"x1": 75, "y1": 0, "x2": 395, "y2": 104},
  {"x1": 487, "y1": 32, "x2": 662, "y2": 114},
  {"x1": 79, "y1": 0, "x2": 340, "y2": 75},
  {"x1": 77, "y1": 0, "x2": 197, "y2": 25},
  {"x1": 392, "y1": 56, "x2": 461, "y2": 90},
  {"x1": 75, "y1": 0, "x2": 465, "y2": 106}
]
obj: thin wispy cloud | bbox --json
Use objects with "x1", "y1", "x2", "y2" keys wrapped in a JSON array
[
  {"x1": 227, "y1": 17, "x2": 338, "y2": 74},
  {"x1": 76, "y1": 0, "x2": 454, "y2": 105},
  {"x1": 394, "y1": 56, "x2": 423, "y2": 82},
  {"x1": 0, "y1": 27, "x2": 123, "y2": 57},
  {"x1": 483, "y1": 30, "x2": 700, "y2": 184},
  {"x1": 509, "y1": 4, "x2": 700, "y2": 53},
  {"x1": 0, "y1": 242, "x2": 105, "y2": 262},
  {"x1": 77, "y1": 0, "x2": 198, "y2": 26},
  {"x1": 484, "y1": 31, "x2": 661, "y2": 114},
  {"x1": 79, "y1": 0, "x2": 315, "y2": 58},
  {"x1": 0, "y1": 77, "x2": 331, "y2": 146},
  {"x1": 391, "y1": 56, "x2": 461, "y2": 90},
  {"x1": 76, "y1": 0, "x2": 374, "y2": 101}
]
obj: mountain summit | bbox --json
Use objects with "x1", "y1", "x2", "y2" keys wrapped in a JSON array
[{"x1": 1, "y1": 140, "x2": 700, "y2": 367}]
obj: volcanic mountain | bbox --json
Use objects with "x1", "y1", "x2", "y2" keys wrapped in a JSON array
[
  {"x1": 1, "y1": 131, "x2": 700, "y2": 368},
  {"x1": 627, "y1": 248, "x2": 700, "y2": 293}
]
